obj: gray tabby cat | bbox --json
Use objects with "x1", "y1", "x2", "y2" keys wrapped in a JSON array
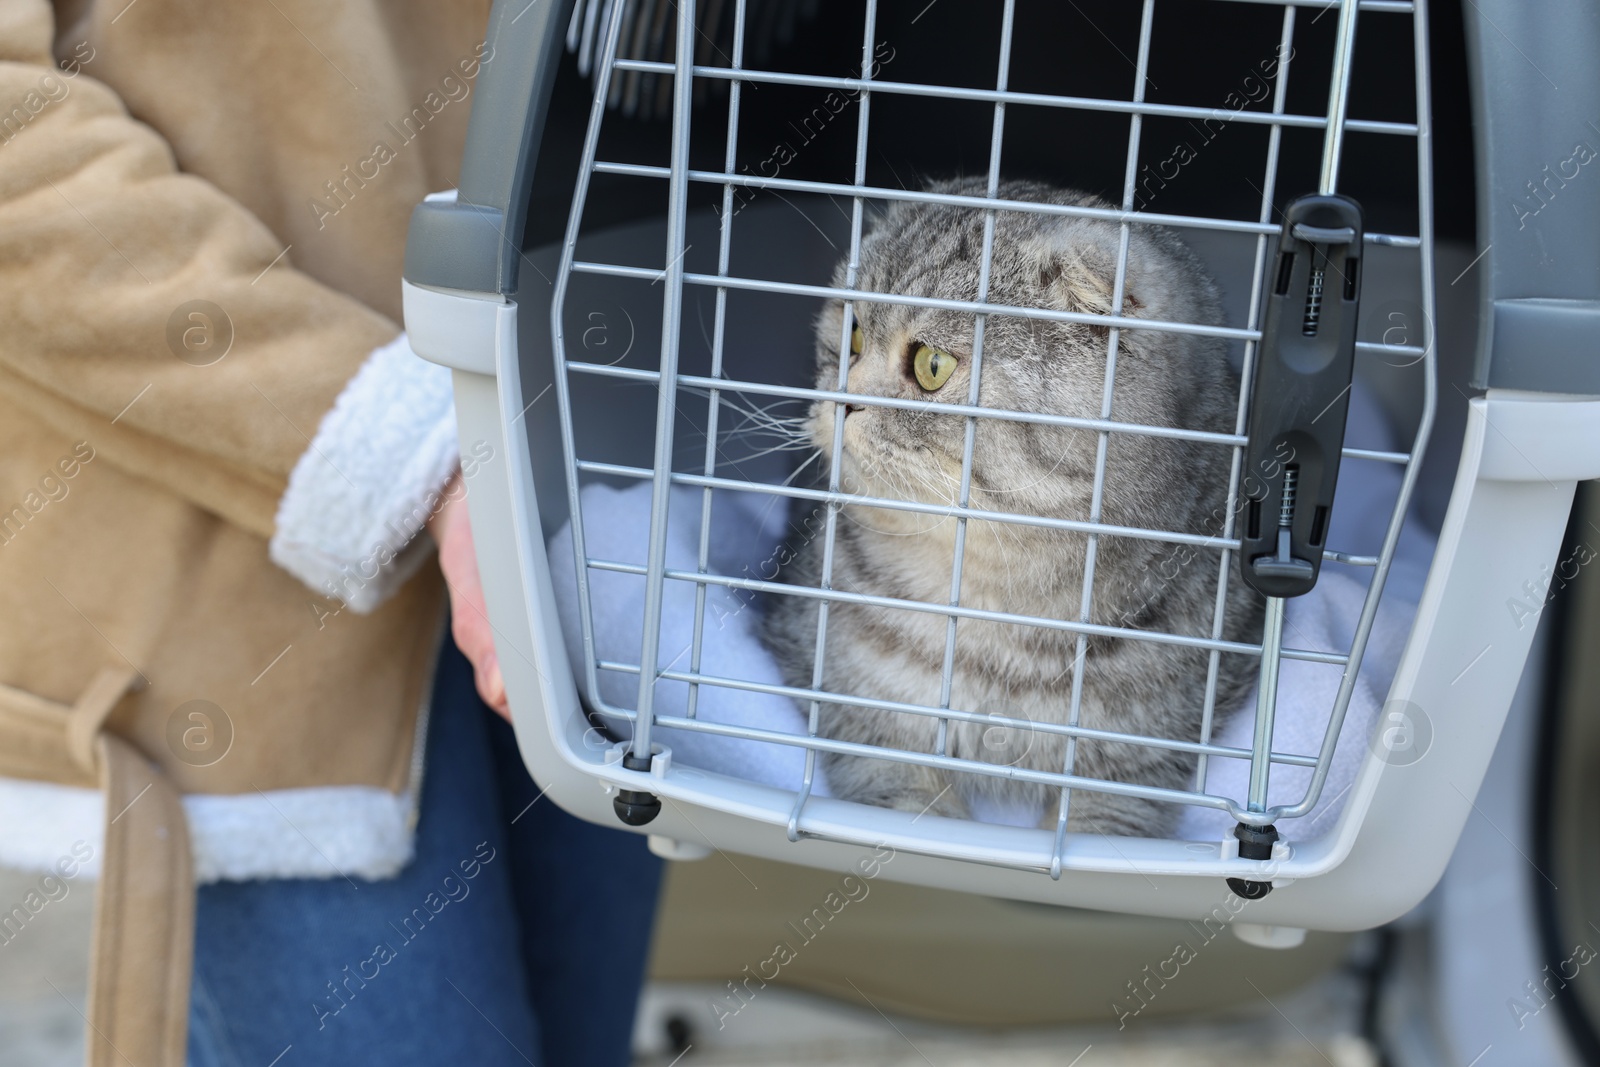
[{"x1": 760, "y1": 177, "x2": 1264, "y2": 838}]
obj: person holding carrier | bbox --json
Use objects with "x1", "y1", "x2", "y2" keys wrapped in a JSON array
[{"x1": 0, "y1": 3, "x2": 660, "y2": 1064}]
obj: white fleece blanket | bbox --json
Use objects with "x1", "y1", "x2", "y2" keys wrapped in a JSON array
[{"x1": 548, "y1": 384, "x2": 1437, "y2": 843}]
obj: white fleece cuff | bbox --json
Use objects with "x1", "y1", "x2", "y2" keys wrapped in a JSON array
[
  {"x1": 0, "y1": 777, "x2": 414, "y2": 884},
  {"x1": 270, "y1": 333, "x2": 459, "y2": 613}
]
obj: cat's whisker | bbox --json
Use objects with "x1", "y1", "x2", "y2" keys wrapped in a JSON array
[
  {"x1": 779, "y1": 449, "x2": 824, "y2": 485},
  {"x1": 981, "y1": 513, "x2": 1024, "y2": 598},
  {"x1": 860, "y1": 457, "x2": 952, "y2": 537},
  {"x1": 741, "y1": 448, "x2": 826, "y2": 533},
  {"x1": 719, "y1": 398, "x2": 807, "y2": 429},
  {"x1": 716, "y1": 439, "x2": 822, "y2": 466},
  {"x1": 708, "y1": 394, "x2": 813, "y2": 443},
  {"x1": 718, "y1": 418, "x2": 813, "y2": 448},
  {"x1": 967, "y1": 441, "x2": 1077, "y2": 497},
  {"x1": 680, "y1": 384, "x2": 804, "y2": 418}
]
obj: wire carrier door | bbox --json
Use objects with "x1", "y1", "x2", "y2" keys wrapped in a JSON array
[{"x1": 402, "y1": 0, "x2": 1600, "y2": 934}]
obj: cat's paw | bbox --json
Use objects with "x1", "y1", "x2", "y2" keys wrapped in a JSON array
[
  {"x1": 821, "y1": 753, "x2": 968, "y2": 819},
  {"x1": 870, "y1": 785, "x2": 968, "y2": 821},
  {"x1": 1048, "y1": 792, "x2": 1177, "y2": 839}
]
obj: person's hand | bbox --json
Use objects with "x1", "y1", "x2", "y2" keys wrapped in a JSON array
[{"x1": 427, "y1": 471, "x2": 510, "y2": 719}]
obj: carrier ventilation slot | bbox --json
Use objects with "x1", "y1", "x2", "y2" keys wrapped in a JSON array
[
  {"x1": 1274, "y1": 252, "x2": 1296, "y2": 296},
  {"x1": 1309, "y1": 505, "x2": 1329, "y2": 547}
]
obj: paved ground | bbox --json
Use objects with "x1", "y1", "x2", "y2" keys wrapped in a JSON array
[
  {"x1": 641, "y1": 1037, "x2": 1376, "y2": 1067},
  {"x1": 0, "y1": 866, "x2": 92, "y2": 1067},
  {"x1": 630, "y1": 976, "x2": 1378, "y2": 1067},
  {"x1": 0, "y1": 866, "x2": 1376, "y2": 1066}
]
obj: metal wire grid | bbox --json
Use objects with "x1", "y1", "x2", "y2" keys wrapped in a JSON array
[{"x1": 546, "y1": 0, "x2": 1438, "y2": 869}]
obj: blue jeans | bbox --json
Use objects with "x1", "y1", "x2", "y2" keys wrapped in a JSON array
[{"x1": 188, "y1": 633, "x2": 664, "y2": 1067}]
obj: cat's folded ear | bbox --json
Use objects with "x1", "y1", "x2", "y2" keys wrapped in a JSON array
[{"x1": 1027, "y1": 234, "x2": 1143, "y2": 336}]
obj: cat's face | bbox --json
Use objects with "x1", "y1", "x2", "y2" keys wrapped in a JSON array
[{"x1": 807, "y1": 178, "x2": 1231, "y2": 526}]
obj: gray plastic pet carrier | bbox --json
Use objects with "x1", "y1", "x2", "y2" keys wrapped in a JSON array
[{"x1": 402, "y1": 0, "x2": 1600, "y2": 941}]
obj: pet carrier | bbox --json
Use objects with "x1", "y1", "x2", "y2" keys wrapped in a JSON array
[{"x1": 402, "y1": 0, "x2": 1600, "y2": 939}]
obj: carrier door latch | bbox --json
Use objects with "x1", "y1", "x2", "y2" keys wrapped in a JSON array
[
  {"x1": 1229, "y1": 193, "x2": 1365, "y2": 901},
  {"x1": 1240, "y1": 193, "x2": 1365, "y2": 600}
]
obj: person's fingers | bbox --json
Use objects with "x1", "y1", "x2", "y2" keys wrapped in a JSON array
[
  {"x1": 454, "y1": 600, "x2": 508, "y2": 719},
  {"x1": 430, "y1": 477, "x2": 511, "y2": 719},
  {"x1": 479, "y1": 651, "x2": 509, "y2": 721},
  {"x1": 448, "y1": 574, "x2": 511, "y2": 719},
  {"x1": 446, "y1": 562, "x2": 509, "y2": 718},
  {"x1": 448, "y1": 590, "x2": 491, "y2": 666}
]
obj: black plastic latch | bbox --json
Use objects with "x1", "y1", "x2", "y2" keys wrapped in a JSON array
[
  {"x1": 1240, "y1": 193, "x2": 1365, "y2": 600},
  {"x1": 612, "y1": 752, "x2": 662, "y2": 826},
  {"x1": 1226, "y1": 822, "x2": 1279, "y2": 900}
]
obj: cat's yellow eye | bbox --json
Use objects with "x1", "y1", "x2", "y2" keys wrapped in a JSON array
[
  {"x1": 850, "y1": 324, "x2": 864, "y2": 356},
  {"x1": 913, "y1": 344, "x2": 956, "y2": 391}
]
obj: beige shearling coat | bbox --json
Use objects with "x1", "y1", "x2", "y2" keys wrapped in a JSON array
[{"x1": 0, "y1": 1, "x2": 496, "y2": 1062}]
